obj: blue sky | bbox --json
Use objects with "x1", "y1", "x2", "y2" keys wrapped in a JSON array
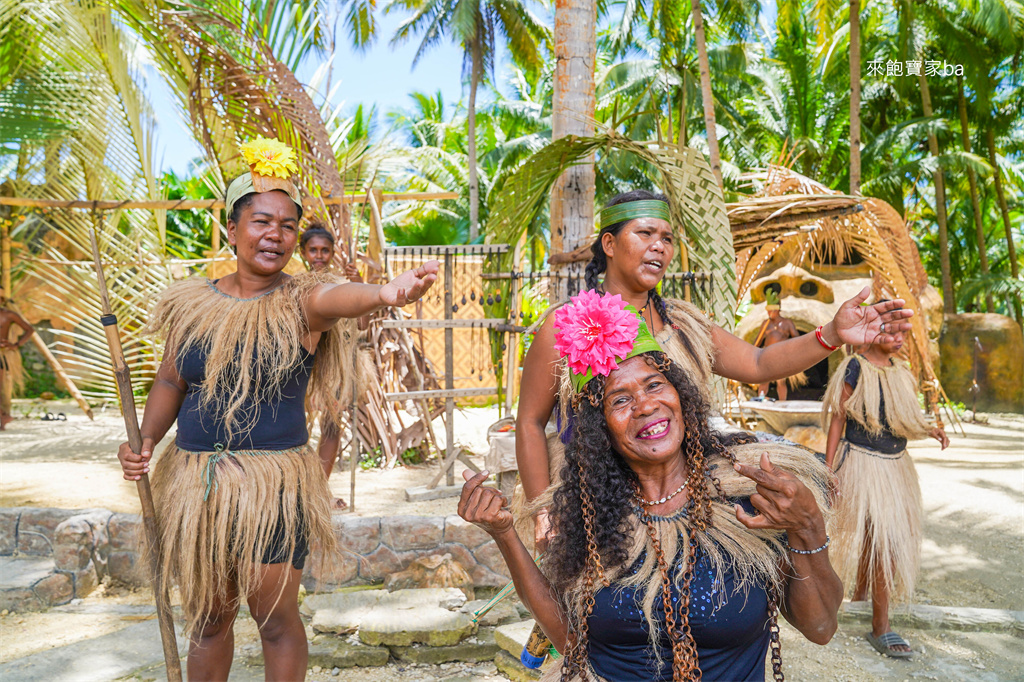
[{"x1": 151, "y1": 12, "x2": 479, "y2": 175}]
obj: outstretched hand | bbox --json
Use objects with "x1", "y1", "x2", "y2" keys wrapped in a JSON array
[
  {"x1": 458, "y1": 470, "x2": 514, "y2": 538},
  {"x1": 832, "y1": 286, "x2": 915, "y2": 346},
  {"x1": 379, "y1": 260, "x2": 439, "y2": 307},
  {"x1": 733, "y1": 452, "x2": 824, "y2": 536}
]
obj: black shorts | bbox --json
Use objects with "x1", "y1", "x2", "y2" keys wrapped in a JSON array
[{"x1": 260, "y1": 508, "x2": 309, "y2": 570}]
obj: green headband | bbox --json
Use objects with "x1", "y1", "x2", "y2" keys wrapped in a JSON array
[
  {"x1": 225, "y1": 171, "x2": 303, "y2": 220},
  {"x1": 599, "y1": 199, "x2": 671, "y2": 230},
  {"x1": 569, "y1": 306, "x2": 664, "y2": 393}
]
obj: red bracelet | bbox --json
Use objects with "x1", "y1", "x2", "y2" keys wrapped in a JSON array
[{"x1": 815, "y1": 325, "x2": 839, "y2": 351}]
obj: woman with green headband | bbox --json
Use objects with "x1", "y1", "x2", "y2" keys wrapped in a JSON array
[
  {"x1": 461, "y1": 291, "x2": 842, "y2": 680},
  {"x1": 114, "y1": 138, "x2": 438, "y2": 680},
  {"x1": 515, "y1": 190, "x2": 914, "y2": 554}
]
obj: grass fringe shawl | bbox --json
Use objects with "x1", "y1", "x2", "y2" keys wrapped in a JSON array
[
  {"x1": 821, "y1": 354, "x2": 931, "y2": 441},
  {"x1": 145, "y1": 270, "x2": 354, "y2": 442},
  {"x1": 557, "y1": 443, "x2": 832, "y2": 680}
]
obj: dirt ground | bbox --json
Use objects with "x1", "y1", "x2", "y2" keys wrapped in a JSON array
[{"x1": 1, "y1": 401, "x2": 1022, "y2": 679}]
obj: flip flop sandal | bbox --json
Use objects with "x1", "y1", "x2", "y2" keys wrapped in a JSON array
[
  {"x1": 866, "y1": 631, "x2": 913, "y2": 659},
  {"x1": 42, "y1": 412, "x2": 55, "y2": 421},
  {"x1": 57, "y1": 413, "x2": 67, "y2": 421}
]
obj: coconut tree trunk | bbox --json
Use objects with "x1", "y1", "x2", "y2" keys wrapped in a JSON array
[
  {"x1": 918, "y1": 68, "x2": 954, "y2": 313},
  {"x1": 957, "y1": 74, "x2": 992, "y2": 312},
  {"x1": 986, "y1": 126, "x2": 1023, "y2": 324},
  {"x1": 550, "y1": 0, "x2": 597, "y2": 302},
  {"x1": 691, "y1": 0, "x2": 722, "y2": 188},
  {"x1": 849, "y1": 0, "x2": 861, "y2": 195},
  {"x1": 467, "y1": 35, "x2": 482, "y2": 242}
]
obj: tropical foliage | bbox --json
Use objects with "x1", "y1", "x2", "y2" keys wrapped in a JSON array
[{"x1": 1, "y1": 0, "x2": 1022, "y2": 398}]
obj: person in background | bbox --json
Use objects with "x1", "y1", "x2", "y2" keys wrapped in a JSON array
[
  {"x1": 300, "y1": 224, "x2": 367, "y2": 509},
  {"x1": 0, "y1": 289, "x2": 35, "y2": 429},
  {"x1": 754, "y1": 289, "x2": 805, "y2": 401},
  {"x1": 822, "y1": 326, "x2": 949, "y2": 659}
]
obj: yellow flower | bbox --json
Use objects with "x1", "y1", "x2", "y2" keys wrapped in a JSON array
[{"x1": 239, "y1": 137, "x2": 299, "y2": 179}]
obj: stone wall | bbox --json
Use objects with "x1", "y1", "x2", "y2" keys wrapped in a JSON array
[{"x1": 0, "y1": 508, "x2": 511, "y2": 611}]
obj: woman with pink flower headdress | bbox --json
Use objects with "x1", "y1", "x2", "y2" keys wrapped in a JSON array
[
  {"x1": 514, "y1": 190, "x2": 916, "y2": 555},
  {"x1": 460, "y1": 291, "x2": 842, "y2": 681}
]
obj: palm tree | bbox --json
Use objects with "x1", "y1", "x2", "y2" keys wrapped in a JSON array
[
  {"x1": 387, "y1": 0, "x2": 550, "y2": 241},
  {"x1": 848, "y1": 0, "x2": 861, "y2": 194}
]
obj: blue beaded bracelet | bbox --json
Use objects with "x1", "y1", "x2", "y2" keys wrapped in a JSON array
[{"x1": 786, "y1": 535, "x2": 830, "y2": 555}]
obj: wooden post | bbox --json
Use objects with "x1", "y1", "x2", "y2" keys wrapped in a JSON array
[
  {"x1": 444, "y1": 252, "x2": 455, "y2": 487},
  {"x1": 1, "y1": 218, "x2": 11, "y2": 414},
  {"x1": 349, "y1": 345, "x2": 359, "y2": 512}
]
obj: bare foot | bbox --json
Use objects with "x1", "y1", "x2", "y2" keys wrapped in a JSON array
[{"x1": 0, "y1": 413, "x2": 13, "y2": 429}]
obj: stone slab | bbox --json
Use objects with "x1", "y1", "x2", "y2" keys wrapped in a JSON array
[
  {"x1": 0, "y1": 618, "x2": 186, "y2": 682},
  {"x1": 840, "y1": 601, "x2": 1024, "y2": 634},
  {"x1": 388, "y1": 627, "x2": 498, "y2": 664},
  {"x1": 306, "y1": 589, "x2": 388, "y2": 634},
  {"x1": 358, "y1": 589, "x2": 476, "y2": 647},
  {"x1": 494, "y1": 619, "x2": 535, "y2": 657},
  {"x1": 308, "y1": 640, "x2": 390, "y2": 668},
  {"x1": 404, "y1": 484, "x2": 464, "y2": 502}
]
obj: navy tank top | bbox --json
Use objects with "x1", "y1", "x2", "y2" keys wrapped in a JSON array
[
  {"x1": 174, "y1": 342, "x2": 315, "y2": 451},
  {"x1": 587, "y1": 504, "x2": 772, "y2": 681}
]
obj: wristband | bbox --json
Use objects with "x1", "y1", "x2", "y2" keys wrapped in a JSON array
[
  {"x1": 815, "y1": 326, "x2": 839, "y2": 352},
  {"x1": 786, "y1": 535, "x2": 830, "y2": 555}
]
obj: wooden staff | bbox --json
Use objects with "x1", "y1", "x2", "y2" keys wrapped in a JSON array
[{"x1": 89, "y1": 229, "x2": 182, "y2": 681}]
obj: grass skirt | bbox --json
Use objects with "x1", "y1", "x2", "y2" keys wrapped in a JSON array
[
  {"x1": 150, "y1": 443, "x2": 335, "y2": 636},
  {"x1": 830, "y1": 440, "x2": 921, "y2": 602}
]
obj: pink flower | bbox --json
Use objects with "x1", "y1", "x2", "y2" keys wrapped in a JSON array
[{"x1": 553, "y1": 290, "x2": 639, "y2": 377}]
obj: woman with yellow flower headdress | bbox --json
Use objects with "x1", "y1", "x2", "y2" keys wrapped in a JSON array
[{"x1": 115, "y1": 137, "x2": 438, "y2": 679}]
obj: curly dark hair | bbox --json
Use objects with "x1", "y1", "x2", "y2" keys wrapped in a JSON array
[{"x1": 546, "y1": 351, "x2": 737, "y2": 593}]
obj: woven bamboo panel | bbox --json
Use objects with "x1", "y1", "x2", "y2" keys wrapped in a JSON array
[{"x1": 387, "y1": 255, "x2": 506, "y2": 406}]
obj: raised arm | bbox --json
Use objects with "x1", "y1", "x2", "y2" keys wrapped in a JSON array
[
  {"x1": 711, "y1": 288, "x2": 914, "y2": 384},
  {"x1": 734, "y1": 453, "x2": 843, "y2": 645},
  {"x1": 117, "y1": 348, "x2": 187, "y2": 481},
  {"x1": 304, "y1": 261, "x2": 439, "y2": 332},
  {"x1": 459, "y1": 471, "x2": 569, "y2": 652}
]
